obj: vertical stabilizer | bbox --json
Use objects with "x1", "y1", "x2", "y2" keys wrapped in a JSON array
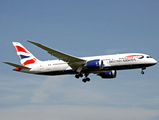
[{"x1": 12, "y1": 42, "x2": 40, "y2": 67}]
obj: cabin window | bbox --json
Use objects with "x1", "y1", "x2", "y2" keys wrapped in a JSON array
[{"x1": 147, "y1": 56, "x2": 152, "y2": 58}]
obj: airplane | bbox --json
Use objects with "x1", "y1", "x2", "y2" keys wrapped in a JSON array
[{"x1": 4, "y1": 40, "x2": 157, "y2": 83}]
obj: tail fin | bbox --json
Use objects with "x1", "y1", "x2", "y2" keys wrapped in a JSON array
[{"x1": 12, "y1": 42, "x2": 39, "y2": 66}]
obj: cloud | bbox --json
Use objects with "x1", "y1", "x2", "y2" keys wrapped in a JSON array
[
  {"x1": 1, "y1": 105, "x2": 159, "y2": 120},
  {"x1": 30, "y1": 76, "x2": 62, "y2": 103},
  {"x1": 1, "y1": 73, "x2": 159, "y2": 120},
  {"x1": 30, "y1": 76, "x2": 113, "y2": 105},
  {"x1": 0, "y1": 74, "x2": 43, "y2": 107},
  {"x1": 30, "y1": 75, "x2": 159, "y2": 109}
]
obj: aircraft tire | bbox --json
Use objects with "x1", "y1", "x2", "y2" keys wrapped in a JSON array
[
  {"x1": 82, "y1": 78, "x2": 87, "y2": 83},
  {"x1": 79, "y1": 74, "x2": 83, "y2": 78},
  {"x1": 86, "y1": 78, "x2": 90, "y2": 82},
  {"x1": 75, "y1": 74, "x2": 79, "y2": 79}
]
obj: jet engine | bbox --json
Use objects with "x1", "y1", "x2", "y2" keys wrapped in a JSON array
[
  {"x1": 97, "y1": 70, "x2": 117, "y2": 78},
  {"x1": 86, "y1": 59, "x2": 103, "y2": 69}
]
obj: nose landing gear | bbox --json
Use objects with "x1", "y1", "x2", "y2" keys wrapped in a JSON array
[{"x1": 141, "y1": 67, "x2": 146, "y2": 74}]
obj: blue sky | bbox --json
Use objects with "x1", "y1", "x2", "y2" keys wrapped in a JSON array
[{"x1": 0, "y1": 0, "x2": 159, "y2": 120}]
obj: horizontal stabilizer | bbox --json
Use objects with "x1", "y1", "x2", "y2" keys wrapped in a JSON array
[{"x1": 3, "y1": 62, "x2": 30, "y2": 69}]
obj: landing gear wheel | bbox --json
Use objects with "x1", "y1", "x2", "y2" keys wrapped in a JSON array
[
  {"x1": 86, "y1": 78, "x2": 90, "y2": 82},
  {"x1": 82, "y1": 78, "x2": 87, "y2": 83},
  {"x1": 79, "y1": 73, "x2": 83, "y2": 78},
  {"x1": 75, "y1": 74, "x2": 79, "y2": 79},
  {"x1": 82, "y1": 78, "x2": 90, "y2": 83},
  {"x1": 75, "y1": 73, "x2": 83, "y2": 79},
  {"x1": 141, "y1": 71, "x2": 144, "y2": 74},
  {"x1": 81, "y1": 73, "x2": 90, "y2": 83}
]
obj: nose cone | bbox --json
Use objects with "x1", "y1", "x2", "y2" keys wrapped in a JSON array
[
  {"x1": 154, "y1": 59, "x2": 157, "y2": 64},
  {"x1": 152, "y1": 58, "x2": 157, "y2": 65}
]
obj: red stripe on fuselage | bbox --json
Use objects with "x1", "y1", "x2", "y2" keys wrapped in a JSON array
[
  {"x1": 22, "y1": 58, "x2": 36, "y2": 66},
  {"x1": 14, "y1": 46, "x2": 29, "y2": 53},
  {"x1": 126, "y1": 55, "x2": 144, "y2": 57}
]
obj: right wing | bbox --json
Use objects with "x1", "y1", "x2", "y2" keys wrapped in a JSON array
[
  {"x1": 3, "y1": 62, "x2": 30, "y2": 69},
  {"x1": 27, "y1": 40, "x2": 86, "y2": 71}
]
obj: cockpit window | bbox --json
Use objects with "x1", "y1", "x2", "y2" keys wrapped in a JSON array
[{"x1": 147, "y1": 56, "x2": 152, "y2": 58}]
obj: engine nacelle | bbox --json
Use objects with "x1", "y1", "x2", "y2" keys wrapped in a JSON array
[
  {"x1": 86, "y1": 59, "x2": 103, "y2": 69},
  {"x1": 97, "y1": 70, "x2": 117, "y2": 78}
]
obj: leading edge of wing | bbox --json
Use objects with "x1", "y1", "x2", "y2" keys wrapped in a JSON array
[{"x1": 27, "y1": 40, "x2": 86, "y2": 70}]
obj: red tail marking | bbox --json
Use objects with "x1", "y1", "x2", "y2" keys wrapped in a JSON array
[
  {"x1": 22, "y1": 58, "x2": 36, "y2": 66},
  {"x1": 14, "y1": 46, "x2": 29, "y2": 53}
]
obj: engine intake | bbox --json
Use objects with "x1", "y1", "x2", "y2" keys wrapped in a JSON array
[
  {"x1": 86, "y1": 59, "x2": 103, "y2": 69},
  {"x1": 97, "y1": 70, "x2": 117, "y2": 78}
]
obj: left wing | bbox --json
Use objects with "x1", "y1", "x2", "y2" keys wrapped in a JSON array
[{"x1": 27, "y1": 40, "x2": 86, "y2": 71}]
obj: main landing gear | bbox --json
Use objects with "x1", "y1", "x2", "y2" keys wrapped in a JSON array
[
  {"x1": 82, "y1": 77, "x2": 90, "y2": 83},
  {"x1": 141, "y1": 67, "x2": 146, "y2": 74},
  {"x1": 75, "y1": 73, "x2": 83, "y2": 78},
  {"x1": 75, "y1": 73, "x2": 90, "y2": 83}
]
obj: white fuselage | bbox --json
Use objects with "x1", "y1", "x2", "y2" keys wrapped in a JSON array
[{"x1": 20, "y1": 53, "x2": 157, "y2": 75}]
